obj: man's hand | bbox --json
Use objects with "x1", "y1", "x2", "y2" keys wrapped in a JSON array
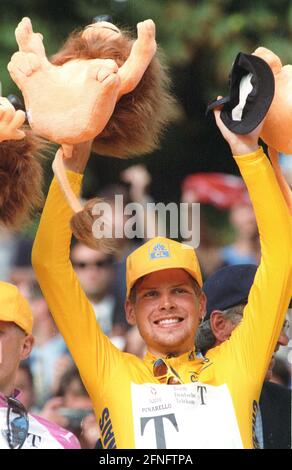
[
  {"x1": 80, "y1": 414, "x2": 101, "y2": 449},
  {"x1": 40, "y1": 397, "x2": 68, "y2": 428},
  {"x1": 213, "y1": 97, "x2": 264, "y2": 155},
  {"x1": 0, "y1": 97, "x2": 26, "y2": 142}
]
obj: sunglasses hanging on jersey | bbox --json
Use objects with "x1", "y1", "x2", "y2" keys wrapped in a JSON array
[
  {"x1": 153, "y1": 358, "x2": 182, "y2": 385},
  {"x1": 6, "y1": 397, "x2": 29, "y2": 449}
]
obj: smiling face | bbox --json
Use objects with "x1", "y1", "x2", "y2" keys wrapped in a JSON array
[{"x1": 125, "y1": 269, "x2": 206, "y2": 358}]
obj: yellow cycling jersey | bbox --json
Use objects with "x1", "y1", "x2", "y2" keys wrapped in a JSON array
[{"x1": 32, "y1": 147, "x2": 292, "y2": 449}]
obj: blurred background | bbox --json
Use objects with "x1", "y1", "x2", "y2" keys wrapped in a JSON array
[{"x1": 0, "y1": 0, "x2": 291, "y2": 448}]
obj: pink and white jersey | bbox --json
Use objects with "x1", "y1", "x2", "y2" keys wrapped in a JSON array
[{"x1": 0, "y1": 392, "x2": 80, "y2": 449}]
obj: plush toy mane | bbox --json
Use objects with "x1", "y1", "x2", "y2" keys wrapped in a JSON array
[
  {"x1": 51, "y1": 28, "x2": 174, "y2": 158},
  {"x1": 0, "y1": 129, "x2": 45, "y2": 229}
]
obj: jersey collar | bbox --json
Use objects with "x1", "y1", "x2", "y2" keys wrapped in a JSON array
[{"x1": 143, "y1": 349, "x2": 198, "y2": 366}]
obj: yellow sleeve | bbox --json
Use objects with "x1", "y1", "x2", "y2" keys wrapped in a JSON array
[
  {"x1": 210, "y1": 147, "x2": 292, "y2": 388},
  {"x1": 32, "y1": 173, "x2": 122, "y2": 399}
]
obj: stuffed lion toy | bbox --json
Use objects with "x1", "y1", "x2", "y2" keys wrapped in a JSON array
[{"x1": 6, "y1": 17, "x2": 174, "y2": 249}]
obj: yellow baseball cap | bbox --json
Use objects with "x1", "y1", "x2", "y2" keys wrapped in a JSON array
[
  {"x1": 0, "y1": 281, "x2": 33, "y2": 334},
  {"x1": 126, "y1": 236, "x2": 202, "y2": 298}
]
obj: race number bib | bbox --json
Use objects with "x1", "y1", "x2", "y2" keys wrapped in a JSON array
[{"x1": 131, "y1": 382, "x2": 243, "y2": 449}]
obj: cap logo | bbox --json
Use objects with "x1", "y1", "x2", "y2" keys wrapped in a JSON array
[{"x1": 149, "y1": 242, "x2": 170, "y2": 260}]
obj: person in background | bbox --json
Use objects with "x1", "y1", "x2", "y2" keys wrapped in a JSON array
[
  {"x1": 15, "y1": 362, "x2": 35, "y2": 411},
  {"x1": 0, "y1": 229, "x2": 16, "y2": 281},
  {"x1": 196, "y1": 265, "x2": 291, "y2": 449},
  {"x1": 219, "y1": 202, "x2": 260, "y2": 266},
  {"x1": 270, "y1": 357, "x2": 291, "y2": 388},
  {"x1": 71, "y1": 242, "x2": 116, "y2": 334},
  {"x1": 0, "y1": 281, "x2": 80, "y2": 448},
  {"x1": 71, "y1": 241, "x2": 127, "y2": 348},
  {"x1": 41, "y1": 364, "x2": 100, "y2": 449},
  {"x1": 181, "y1": 173, "x2": 260, "y2": 277},
  {"x1": 27, "y1": 281, "x2": 69, "y2": 408},
  {"x1": 9, "y1": 237, "x2": 35, "y2": 298},
  {"x1": 124, "y1": 325, "x2": 146, "y2": 358}
]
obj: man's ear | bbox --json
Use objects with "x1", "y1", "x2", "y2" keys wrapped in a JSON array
[
  {"x1": 125, "y1": 299, "x2": 137, "y2": 326},
  {"x1": 210, "y1": 310, "x2": 235, "y2": 344},
  {"x1": 198, "y1": 291, "x2": 207, "y2": 322},
  {"x1": 20, "y1": 334, "x2": 34, "y2": 361}
]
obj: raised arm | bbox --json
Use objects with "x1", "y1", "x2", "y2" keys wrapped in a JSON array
[
  {"x1": 212, "y1": 108, "x2": 292, "y2": 385},
  {"x1": 32, "y1": 142, "x2": 122, "y2": 399}
]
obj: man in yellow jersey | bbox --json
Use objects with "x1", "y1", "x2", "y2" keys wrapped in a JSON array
[{"x1": 32, "y1": 108, "x2": 292, "y2": 448}]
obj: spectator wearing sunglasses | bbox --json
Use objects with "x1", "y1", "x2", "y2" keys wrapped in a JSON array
[
  {"x1": 71, "y1": 242, "x2": 117, "y2": 337},
  {"x1": 32, "y1": 112, "x2": 292, "y2": 448},
  {"x1": 195, "y1": 265, "x2": 291, "y2": 449},
  {"x1": 0, "y1": 282, "x2": 80, "y2": 449}
]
